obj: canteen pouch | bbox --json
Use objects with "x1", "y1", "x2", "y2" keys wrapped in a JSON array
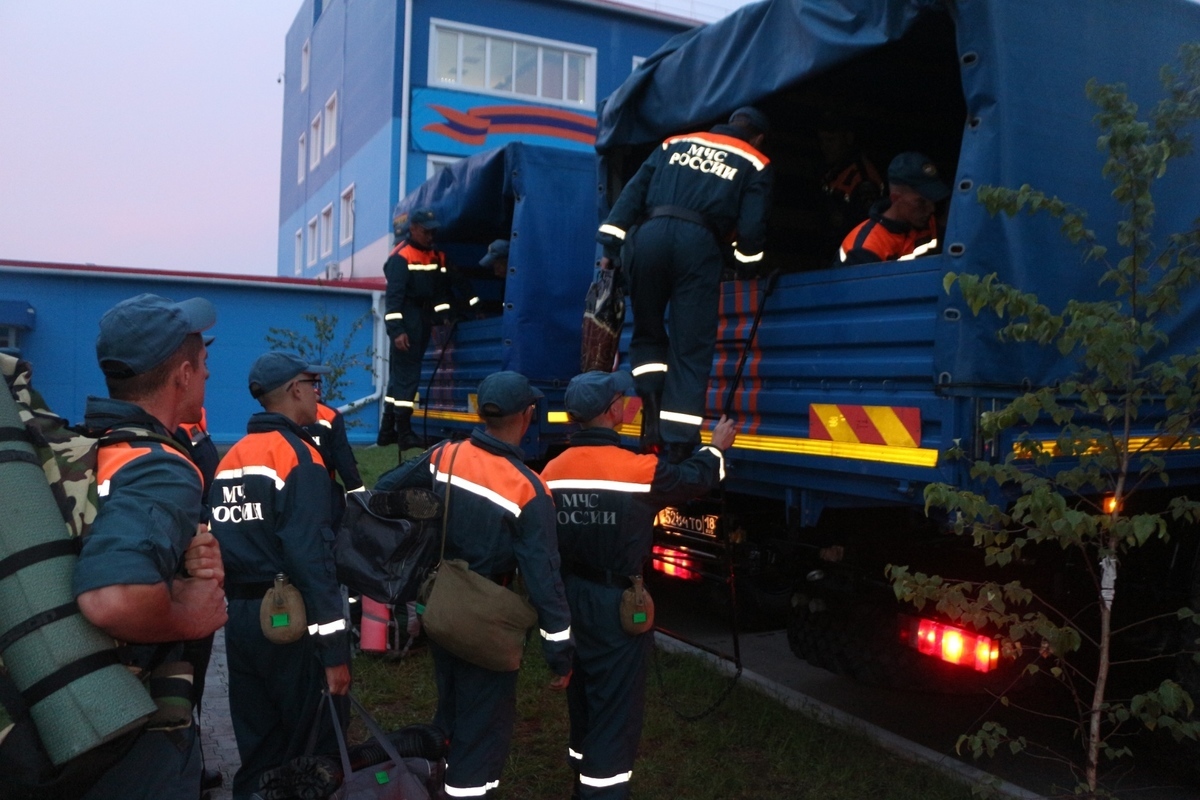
[
  {"x1": 618, "y1": 574, "x2": 654, "y2": 635},
  {"x1": 260, "y1": 574, "x2": 307, "y2": 644}
]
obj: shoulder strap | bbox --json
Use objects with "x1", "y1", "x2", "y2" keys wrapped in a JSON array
[
  {"x1": 438, "y1": 442, "x2": 463, "y2": 564},
  {"x1": 99, "y1": 427, "x2": 190, "y2": 458}
]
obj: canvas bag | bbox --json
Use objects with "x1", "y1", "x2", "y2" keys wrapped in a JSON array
[{"x1": 416, "y1": 444, "x2": 537, "y2": 672}]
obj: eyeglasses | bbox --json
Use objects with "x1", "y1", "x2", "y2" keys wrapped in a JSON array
[{"x1": 294, "y1": 378, "x2": 322, "y2": 389}]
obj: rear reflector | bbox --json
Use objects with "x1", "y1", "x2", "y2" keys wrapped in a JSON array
[
  {"x1": 651, "y1": 545, "x2": 704, "y2": 582},
  {"x1": 905, "y1": 617, "x2": 999, "y2": 673}
]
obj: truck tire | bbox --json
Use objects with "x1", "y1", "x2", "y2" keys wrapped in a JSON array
[{"x1": 787, "y1": 594, "x2": 1017, "y2": 695}]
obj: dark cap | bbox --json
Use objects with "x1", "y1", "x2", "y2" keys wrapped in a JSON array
[
  {"x1": 479, "y1": 239, "x2": 510, "y2": 268},
  {"x1": 477, "y1": 370, "x2": 543, "y2": 417},
  {"x1": 409, "y1": 207, "x2": 441, "y2": 230},
  {"x1": 729, "y1": 106, "x2": 769, "y2": 135},
  {"x1": 248, "y1": 351, "x2": 330, "y2": 399},
  {"x1": 96, "y1": 293, "x2": 216, "y2": 378},
  {"x1": 564, "y1": 370, "x2": 634, "y2": 422},
  {"x1": 887, "y1": 152, "x2": 950, "y2": 203}
]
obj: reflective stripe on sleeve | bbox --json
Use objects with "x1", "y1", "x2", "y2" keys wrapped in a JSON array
[
  {"x1": 579, "y1": 771, "x2": 633, "y2": 788},
  {"x1": 568, "y1": 747, "x2": 583, "y2": 761},
  {"x1": 898, "y1": 238, "x2": 938, "y2": 261},
  {"x1": 407, "y1": 262, "x2": 441, "y2": 271},
  {"x1": 838, "y1": 246, "x2": 849, "y2": 263},
  {"x1": 540, "y1": 626, "x2": 571, "y2": 642},
  {"x1": 734, "y1": 249, "x2": 764, "y2": 264},
  {"x1": 631, "y1": 362, "x2": 667, "y2": 377},
  {"x1": 306, "y1": 619, "x2": 347, "y2": 636},
  {"x1": 598, "y1": 224, "x2": 626, "y2": 241},
  {"x1": 433, "y1": 303, "x2": 451, "y2": 313},
  {"x1": 469, "y1": 296, "x2": 480, "y2": 306},
  {"x1": 445, "y1": 780, "x2": 499, "y2": 797},
  {"x1": 385, "y1": 312, "x2": 404, "y2": 321},
  {"x1": 660, "y1": 410, "x2": 704, "y2": 427},
  {"x1": 700, "y1": 445, "x2": 726, "y2": 481}
]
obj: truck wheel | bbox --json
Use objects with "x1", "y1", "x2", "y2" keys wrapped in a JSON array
[{"x1": 787, "y1": 594, "x2": 1017, "y2": 695}]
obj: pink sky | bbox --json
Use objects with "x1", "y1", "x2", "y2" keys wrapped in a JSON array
[{"x1": 0, "y1": 0, "x2": 751, "y2": 277}]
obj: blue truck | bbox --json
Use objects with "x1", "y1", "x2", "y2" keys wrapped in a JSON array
[{"x1": 400, "y1": 0, "x2": 1200, "y2": 696}]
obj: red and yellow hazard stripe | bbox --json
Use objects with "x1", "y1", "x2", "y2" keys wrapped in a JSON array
[{"x1": 809, "y1": 404, "x2": 922, "y2": 448}]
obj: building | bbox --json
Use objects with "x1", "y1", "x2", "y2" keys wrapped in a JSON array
[{"x1": 276, "y1": 0, "x2": 693, "y2": 280}]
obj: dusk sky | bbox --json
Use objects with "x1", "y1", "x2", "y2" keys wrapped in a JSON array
[{"x1": 0, "y1": 1, "x2": 754, "y2": 277}]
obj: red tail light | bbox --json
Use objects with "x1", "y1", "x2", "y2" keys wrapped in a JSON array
[
  {"x1": 651, "y1": 545, "x2": 703, "y2": 582},
  {"x1": 907, "y1": 618, "x2": 999, "y2": 673}
]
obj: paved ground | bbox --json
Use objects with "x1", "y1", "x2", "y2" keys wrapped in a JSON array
[{"x1": 198, "y1": 628, "x2": 237, "y2": 800}]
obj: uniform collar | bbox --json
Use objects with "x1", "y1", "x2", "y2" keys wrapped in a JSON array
[
  {"x1": 568, "y1": 427, "x2": 622, "y2": 446},
  {"x1": 469, "y1": 428, "x2": 526, "y2": 459},
  {"x1": 83, "y1": 396, "x2": 172, "y2": 437},
  {"x1": 246, "y1": 411, "x2": 318, "y2": 445},
  {"x1": 868, "y1": 198, "x2": 915, "y2": 234}
]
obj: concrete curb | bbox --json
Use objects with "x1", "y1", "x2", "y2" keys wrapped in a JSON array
[{"x1": 654, "y1": 632, "x2": 1046, "y2": 800}]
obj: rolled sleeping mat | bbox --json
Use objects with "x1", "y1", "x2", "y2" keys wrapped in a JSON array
[{"x1": 0, "y1": 379, "x2": 156, "y2": 766}]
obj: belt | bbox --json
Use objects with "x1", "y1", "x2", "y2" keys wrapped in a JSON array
[
  {"x1": 564, "y1": 561, "x2": 634, "y2": 589},
  {"x1": 645, "y1": 205, "x2": 723, "y2": 241},
  {"x1": 225, "y1": 581, "x2": 275, "y2": 601}
]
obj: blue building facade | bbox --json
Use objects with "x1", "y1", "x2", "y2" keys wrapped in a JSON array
[{"x1": 276, "y1": 0, "x2": 692, "y2": 279}]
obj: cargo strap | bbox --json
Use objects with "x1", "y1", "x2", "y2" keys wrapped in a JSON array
[
  {"x1": 0, "y1": 539, "x2": 80, "y2": 582},
  {"x1": 0, "y1": 600, "x2": 80, "y2": 654},
  {"x1": 22, "y1": 650, "x2": 123, "y2": 707}
]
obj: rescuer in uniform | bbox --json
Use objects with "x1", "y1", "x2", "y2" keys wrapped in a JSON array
[
  {"x1": 477, "y1": 238, "x2": 510, "y2": 317},
  {"x1": 837, "y1": 151, "x2": 949, "y2": 266},
  {"x1": 74, "y1": 293, "x2": 227, "y2": 800},
  {"x1": 379, "y1": 206, "x2": 478, "y2": 452},
  {"x1": 596, "y1": 106, "x2": 772, "y2": 463},
  {"x1": 301, "y1": 378, "x2": 365, "y2": 529},
  {"x1": 374, "y1": 370, "x2": 573, "y2": 799},
  {"x1": 209, "y1": 351, "x2": 351, "y2": 800},
  {"x1": 540, "y1": 370, "x2": 737, "y2": 800}
]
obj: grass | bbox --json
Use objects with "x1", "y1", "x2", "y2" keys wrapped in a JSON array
[{"x1": 349, "y1": 644, "x2": 976, "y2": 800}]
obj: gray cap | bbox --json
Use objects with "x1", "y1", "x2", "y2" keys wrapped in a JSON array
[
  {"x1": 478, "y1": 370, "x2": 543, "y2": 417},
  {"x1": 480, "y1": 239, "x2": 510, "y2": 268},
  {"x1": 96, "y1": 293, "x2": 216, "y2": 378},
  {"x1": 248, "y1": 351, "x2": 330, "y2": 399},
  {"x1": 564, "y1": 370, "x2": 634, "y2": 422},
  {"x1": 887, "y1": 152, "x2": 950, "y2": 203}
]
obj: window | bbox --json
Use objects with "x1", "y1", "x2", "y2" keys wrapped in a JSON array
[
  {"x1": 307, "y1": 217, "x2": 319, "y2": 265},
  {"x1": 339, "y1": 185, "x2": 355, "y2": 244},
  {"x1": 297, "y1": 134, "x2": 306, "y2": 184},
  {"x1": 430, "y1": 20, "x2": 596, "y2": 109},
  {"x1": 320, "y1": 204, "x2": 334, "y2": 257},
  {"x1": 0, "y1": 326, "x2": 16, "y2": 350},
  {"x1": 310, "y1": 114, "x2": 322, "y2": 169},
  {"x1": 324, "y1": 93, "x2": 338, "y2": 154},
  {"x1": 301, "y1": 39, "x2": 310, "y2": 90},
  {"x1": 294, "y1": 230, "x2": 304, "y2": 275},
  {"x1": 426, "y1": 154, "x2": 460, "y2": 180}
]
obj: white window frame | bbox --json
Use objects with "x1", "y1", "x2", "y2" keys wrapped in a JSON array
[
  {"x1": 320, "y1": 204, "x2": 334, "y2": 257},
  {"x1": 309, "y1": 114, "x2": 322, "y2": 170},
  {"x1": 307, "y1": 216, "x2": 319, "y2": 266},
  {"x1": 429, "y1": 19, "x2": 597, "y2": 110},
  {"x1": 426, "y1": 154, "x2": 461, "y2": 180},
  {"x1": 294, "y1": 229, "x2": 304, "y2": 275},
  {"x1": 297, "y1": 134, "x2": 306, "y2": 184},
  {"x1": 324, "y1": 92, "x2": 338, "y2": 154},
  {"x1": 339, "y1": 185, "x2": 355, "y2": 244},
  {"x1": 301, "y1": 39, "x2": 310, "y2": 91}
]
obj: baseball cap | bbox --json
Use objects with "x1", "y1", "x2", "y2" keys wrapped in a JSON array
[
  {"x1": 96, "y1": 293, "x2": 216, "y2": 378},
  {"x1": 409, "y1": 207, "x2": 441, "y2": 230},
  {"x1": 479, "y1": 239, "x2": 510, "y2": 268},
  {"x1": 887, "y1": 152, "x2": 950, "y2": 203},
  {"x1": 729, "y1": 106, "x2": 769, "y2": 135},
  {"x1": 564, "y1": 370, "x2": 634, "y2": 422},
  {"x1": 477, "y1": 370, "x2": 543, "y2": 417},
  {"x1": 248, "y1": 351, "x2": 330, "y2": 399}
]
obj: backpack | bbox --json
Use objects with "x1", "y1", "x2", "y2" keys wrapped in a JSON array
[{"x1": 0, "y1": 353, "x2": 186, "y2": 800}]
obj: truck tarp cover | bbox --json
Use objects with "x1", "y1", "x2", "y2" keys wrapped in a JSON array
[
  {"x1": 395, "y1": 143, "x2": 597, "y2": 380},
  {"x1": 596, "y1": 0, "x2": 1200, "y2": 387}
]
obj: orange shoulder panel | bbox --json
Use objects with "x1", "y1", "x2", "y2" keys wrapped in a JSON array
[
  {"x1": 541, "y1": 446, "x2": 656, "y2": 485},
  {"x1": 98, "y1": 440, "x2": 203, "y2": 485}
]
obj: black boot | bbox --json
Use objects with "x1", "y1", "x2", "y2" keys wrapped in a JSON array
[
  {"x1": 396, "y1": 409, "x2": 424, "y2": 451},
  {"x1": 639, "y1": 392, "x2": 662, "y2": 454},
  {"x1": 376, "y1": 407, "x2": 398, "y2": 446}
]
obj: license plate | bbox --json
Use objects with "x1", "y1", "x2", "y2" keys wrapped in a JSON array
[{"x1": 654, "y1": 507, "x2": 719, "y2": 538}]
